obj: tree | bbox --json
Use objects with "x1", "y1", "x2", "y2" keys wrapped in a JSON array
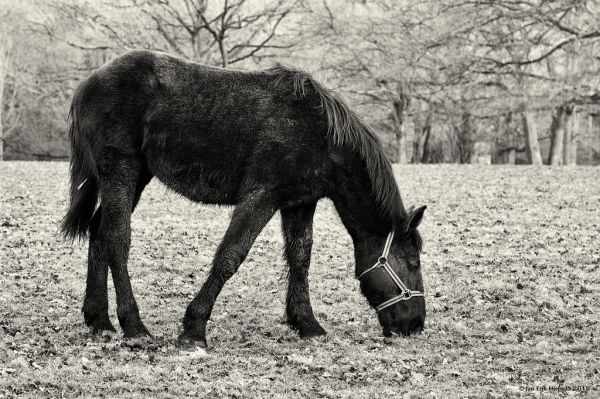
[
  {"x1": 38, "y1": 0, "x2": 302, "y2": 67},
  {"x1": 391, "y1": 82, "x2": 410, "y2": 163},
  {"x1": 520, "y1": 104, "x2": 543, "y2": 165},
  {"x1": 0, "y1": 24, "x2": 10, "y2": 162},
  {"x1": 563, "y1": 106, "x2": 580, "y2": 165},
  {"x1": 2, "y1": 0, "x2": 599, "y2": 162},
  {"x1": 412, "y1": 100, "x2": 433, "y2": 163},
  {"x1": 0, "y1": 11, "x2": 21, "y2": 162},
  {"x1": 548, "y1": 106, "x2": 567, "y2": 165},
  {"x1": 1, "y1": 0, "x2": 303, "y2": 160}
]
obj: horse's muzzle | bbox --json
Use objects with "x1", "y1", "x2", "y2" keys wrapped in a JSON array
[{"x1": 383, "y1": 316, "x2": 424, "y2": 337}]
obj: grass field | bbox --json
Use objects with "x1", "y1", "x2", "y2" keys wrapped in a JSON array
[{"x1": 1, "y1": 162, "x2": 599, "y2": 398}]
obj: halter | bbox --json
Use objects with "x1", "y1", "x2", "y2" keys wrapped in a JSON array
[{"x1": 357, "y1": 230, "x2": 424, "y2": 312}]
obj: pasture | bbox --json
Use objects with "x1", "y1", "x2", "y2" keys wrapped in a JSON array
[{"x1": 1, "y1": 162, "x2": 599, "y2": 398}]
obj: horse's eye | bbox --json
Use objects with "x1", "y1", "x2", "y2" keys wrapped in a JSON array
[{"x1": 409, "y1": 258, "x2": 420, "y2": 269}]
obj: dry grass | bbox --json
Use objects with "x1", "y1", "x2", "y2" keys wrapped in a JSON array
[{"x1": 1, "y1": 162, "x2": 599, "y2": 398}]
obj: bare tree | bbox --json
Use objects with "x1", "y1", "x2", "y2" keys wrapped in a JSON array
[
  {"x1": 412, "y1": 100, "x2": 433, "y2": 163},
  {"x1": 37, "y1": 0, "x2": 302, "y2": 68},
  {"x1": 0, "y1": 27, "x2": 9, "y2": 161},
  {"x1": 548, "y1": 106, "x2": 567, "y2": 165},
  {"x1": 391, "y1": 82, "x2": 410, "y2": 164},
  {"x1": 563, "y1": 106, "x2": 580, "y2": 165},
  {"x1": 137, "y1": 0, "x2": 302, "y2": 67},
  {"x1": 3, "y1": 0, "x2": 599, "y2": 162},
  {"x1": 0, "y1": 12, "x2": 20, "y2": 162},
  {"x1": 520, "y1": 105, "x2": 543, "y2": 165}
]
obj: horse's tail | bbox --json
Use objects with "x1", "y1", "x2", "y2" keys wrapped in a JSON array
[{"x1": 61, "y1": 88, "x2": 98, "y2": 241}]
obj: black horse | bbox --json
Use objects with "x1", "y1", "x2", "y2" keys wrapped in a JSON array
[{"x1": 62, "y1": 50, "x2": 426, "y2": 347}]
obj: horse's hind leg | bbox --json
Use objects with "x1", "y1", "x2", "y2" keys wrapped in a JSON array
[
  {"x1": 179, "y1": 190, "x2": 277, "y2": 347},
  {"x1": 83, "y1": 166, "x2": 152, "y2": 334},
  {"x1": 88, "y1": 151, "x2": 151, "y2": 338},
  {"x1": 83, "y1": 207, "x2": 115, "y2": 333},
  {"x1": 281, "y1": 203, "x2": 326, "y2": 338}
]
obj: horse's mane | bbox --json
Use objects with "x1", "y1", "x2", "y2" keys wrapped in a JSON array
[{"x1": 266, "y1": 64, "x2": 407, "y2": 226}]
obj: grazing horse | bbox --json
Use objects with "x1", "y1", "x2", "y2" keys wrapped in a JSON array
[{"x1": 61, "y1": 50, "x2": 426, "y2": 347}]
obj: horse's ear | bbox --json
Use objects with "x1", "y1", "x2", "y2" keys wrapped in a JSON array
[{"x1": 405, "y1": 205, "x2": 426, "y2": 233}]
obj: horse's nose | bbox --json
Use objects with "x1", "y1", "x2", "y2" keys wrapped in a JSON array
[
  {"x1": 395, "y1": 317, "x2": 424, "y2": 336},
  {"x1": 410, "y1": 317, "x2": 424, "y2": 334}
]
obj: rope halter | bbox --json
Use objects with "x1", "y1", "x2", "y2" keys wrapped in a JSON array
[{"x1": 357, "y1": 230, "x2": 424, "y2": 312}]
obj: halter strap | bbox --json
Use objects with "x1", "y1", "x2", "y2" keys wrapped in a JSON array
[
  {"x1": 381, "y1": 229, "x2": 394, "y2": 259},
  {"x1": 357, "y1": 230, "x2": 424, "y2": 312}
]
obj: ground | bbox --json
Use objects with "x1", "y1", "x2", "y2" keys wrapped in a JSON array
[{"x1": 1, "y1": 162, "x2": 599, "y2": 398}]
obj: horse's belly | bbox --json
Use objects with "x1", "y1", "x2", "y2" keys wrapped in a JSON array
[
  {"x1": 143, "y1": 130, "x2": 242, "y2": 205},
  {"x1": 152, "y1": 162, "x2": 239, "y2": 205}
]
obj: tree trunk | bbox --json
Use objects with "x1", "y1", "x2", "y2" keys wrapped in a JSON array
[
  {"x1": 570, "y1": 110, "x2": 579, "y2": 163},
  {"x1": 548, "y1": 106, "x2": 566, "y2": 165},
  {"x1": 566, "y1": 139, "x2": 578, "y2": 165},
  {"x1": 0, "y1": 112, "x2": 3, "y2": 162},
  {"x1": 494, "y1": 113, "x2": 516, "y2": 164},
  {"x1": 411, "y1": 101, "x2": 432, "y2": 163},
  {"x1": 564, "y1": 108, "x2": 578, "y2": 165},
  {"x1": 507, "y1": 148, "x2": 516, "y2": 164},
  {"x1": 455, "y1": 111, "x2": 473, "y2": 164},
  {"x1": 0, "y1": 83, "x2": 3, "y2": 161},
  {"x1": 412, "y1": 104, "x2": 423, "y2": 163},
  {"x1": 421, "y1": 124, "x2": 432, "y2": 163},
  {"x1": 419, "y1": 106, "x2": 432, "y2": 163},
  {"x1": 0, "y1": 34, "x2": 7, "y2": 162},
  {"x1": 392, "y1": 82, "x2": 410, "y2": 164},
  {"x1": 218, "y1": 37, "x2": 228, "y2": 68},
  {"x1": 520, "y1": 105, "x2": 543, "y2": 165}
]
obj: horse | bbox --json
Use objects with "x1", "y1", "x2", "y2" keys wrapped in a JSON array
[{"x1": 61, "y1": 50, "x2": 427, "y2": 348}]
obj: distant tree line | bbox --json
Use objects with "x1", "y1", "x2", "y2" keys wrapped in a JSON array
[{"x1": 0, "y1": 0, "x2": 599, "y2": 164}]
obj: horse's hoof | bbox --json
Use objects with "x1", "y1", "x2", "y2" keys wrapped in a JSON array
[
  {"x1": 178, "y1": 333, "x2": 208, "y2": 350},
  {"x1": 299, "y1": 324, "x2": 327, "y2": 339},
  {"x1": 90, "y1": 324, "x2": 117, "y2": 336},
  {"x1": 85, "y1": 313, "x2": 116, "y2": 334},
  {"x1": 123, "y1": 325, "x2": 152, "y2": 339},
  {"x1": 99, "y1": 329, "x2": 116, "y2": 342},
  {"x1": 174, "y1": 337, "x2": 209, "y2": 359}
]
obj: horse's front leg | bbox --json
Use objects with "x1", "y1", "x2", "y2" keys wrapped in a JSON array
[
  {"x1": 281, "y1": 203, "x2": 327, "y2": 338},
  {"x1": 179, "y1": 190, "x2": 277, "y2": 348}
]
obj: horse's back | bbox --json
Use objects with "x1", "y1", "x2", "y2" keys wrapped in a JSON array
[{"x1": 74, "y1": 50, "x2": 332, "y2": 207}]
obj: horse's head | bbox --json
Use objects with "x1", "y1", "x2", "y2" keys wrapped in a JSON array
[{"x1": 358, "y1": 206, "x2": 426, "y2": 337}]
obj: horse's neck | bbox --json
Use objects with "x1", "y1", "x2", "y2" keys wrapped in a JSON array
[
  {"x1": 331, "y1": 161, "x2": 391, "y2": 242},
  {"x1": 331, "y1": 170, "x2": 390, "y2": 276}
]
